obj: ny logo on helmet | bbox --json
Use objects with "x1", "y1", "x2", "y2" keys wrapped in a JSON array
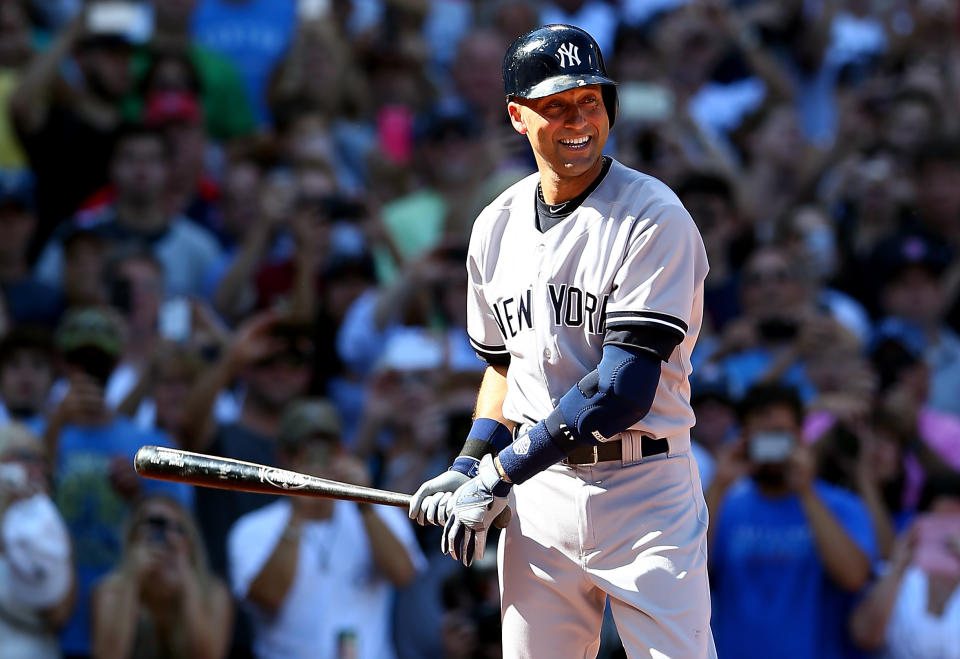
[{"x1": 556, "y1": 43, "x2": 581, "y2": 68}]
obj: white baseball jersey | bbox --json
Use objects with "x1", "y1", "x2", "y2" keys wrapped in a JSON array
[
  {"x1": 465, "y1": 158, "x2": 716, "y2": 658},
  {"x1": 466, "y1": 159, "x2": 708, "y2": 440}
]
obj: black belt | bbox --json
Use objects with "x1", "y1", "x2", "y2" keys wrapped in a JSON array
[{"x1": 563, "y1": 436, "x2": 669, "y2": 466}]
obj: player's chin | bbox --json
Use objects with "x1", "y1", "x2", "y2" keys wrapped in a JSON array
[
  {"x1": 557, "y1": 151, "x2": 599, "y2": 173},
  {"x1": 556, "y1": 141, "x2": 599, "y2": 168}
]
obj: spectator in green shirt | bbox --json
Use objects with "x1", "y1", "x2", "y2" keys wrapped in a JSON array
[{"x1": 121, "y1": 0, "x2": 255, "y2": 141}]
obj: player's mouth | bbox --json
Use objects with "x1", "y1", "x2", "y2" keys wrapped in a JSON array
[{"x1": 558, "y1": 135, "x2": 591, "y2": 150}]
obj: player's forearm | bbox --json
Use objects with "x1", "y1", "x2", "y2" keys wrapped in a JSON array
[
  {"x1": 445, "y1": 365, "x2": 515, "y2": 477},
  {"x1": 474, "y1": 365, "x2": 513, "y2": 429},
  {"x1": 359, "y1": 506, "x2": 416, "y2": 586},
  {"x1": 799, "y1": 489, "x2": 871, "y2": 591}
]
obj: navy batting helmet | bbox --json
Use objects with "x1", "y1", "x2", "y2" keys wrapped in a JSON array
[{"x1": 502, "y1": 24, "x2": 618, "y2": 128}]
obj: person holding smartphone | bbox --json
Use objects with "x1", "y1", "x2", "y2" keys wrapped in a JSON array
[
  {"x1": 705, "y1": 383, "x2": 877, "y2": 659},
  {"x1": 0, "y1": 423, "x2": 74, "y2": 659},
  {"x1": 850, "y1": 472, "x2": 960, "y2": 658},
  {"x1": 91, "y1": 494, "x2": 233, "y2": 659},
  {"x1": 45, "y1": 307, "x2": 193, "y2": 657}
]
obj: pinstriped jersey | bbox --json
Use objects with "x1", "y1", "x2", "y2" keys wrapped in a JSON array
[{"x1": 466, "y1": 159, "x2": 708, "y2": 440}]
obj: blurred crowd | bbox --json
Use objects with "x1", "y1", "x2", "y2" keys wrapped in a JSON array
[{"x1": 0, "y1": 0, "x2": 958, "y2": 658}]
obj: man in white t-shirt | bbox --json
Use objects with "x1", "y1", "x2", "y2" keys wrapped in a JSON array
[{"x1": 228, "y1": 398, "x2": 426, "y2": 659}]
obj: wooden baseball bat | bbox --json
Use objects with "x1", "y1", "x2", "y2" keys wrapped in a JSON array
[{"x1": 133, "y1": 445, "x2": 511, "y2": 527}]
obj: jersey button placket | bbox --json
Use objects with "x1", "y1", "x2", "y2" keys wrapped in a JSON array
[{"x1": 535, "y1": 241, "x2": 552, "y2": 386}]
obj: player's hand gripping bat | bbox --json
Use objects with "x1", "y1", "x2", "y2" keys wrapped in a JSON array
[{"x1": 134, "y1": 445, "x2": 512, "y2": 528}]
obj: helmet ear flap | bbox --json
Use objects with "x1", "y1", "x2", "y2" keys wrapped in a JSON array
[{"x1": 602, "y1": 85, "x2": 618, "y2": 129}]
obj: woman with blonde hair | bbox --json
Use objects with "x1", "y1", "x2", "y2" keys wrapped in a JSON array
[
  {"x1": 0, "y1": 422, "x2": 75, "y2": 659},
  {"x1": 91, "y1": 494, "x2": 233, "y2": 659}
]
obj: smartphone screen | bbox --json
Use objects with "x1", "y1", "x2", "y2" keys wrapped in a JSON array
[
  {"x1": 912, "y1": 513, "x2": 960, "y2": 577},
  {"x1": 158, "y1": 297, "x2": 191, "y2": 343},
  {"x1": 86, "y1": 2, "x2": 154, "y2": 44},
  {"x1": 298, "y1": 0, "x2": 330, "y2": 20},
  {"x1": 748, "y1": 431, "x2": 795, "y2": 464}
]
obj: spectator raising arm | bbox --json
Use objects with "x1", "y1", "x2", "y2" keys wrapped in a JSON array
[
  {"x1": 704, "y1": 437, "x2": 750, "y2": 548},
  {"x1": 848, "y1": 526, "x2": 915, "y2": 651},
  {"x1": 791, "y1": 444, "x2": 872, "y2": 591},
  {"x1": 213, "y1": 175, "x2": 291, "y2": 322},
  {"x1": 178, "y1": 312, "x2": 281, "y2": 452},
  {"x1": 8, "y1": 14, "x2": 82, "y2": 134}
]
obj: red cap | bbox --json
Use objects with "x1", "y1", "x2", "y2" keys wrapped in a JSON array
[{"x1": 144, "y1": 90, "x2": 202, "y2": 126}]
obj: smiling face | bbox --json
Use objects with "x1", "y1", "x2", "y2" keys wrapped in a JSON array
[{"x1": 508, "y1": 85, "x2": 610, "y2": 202}]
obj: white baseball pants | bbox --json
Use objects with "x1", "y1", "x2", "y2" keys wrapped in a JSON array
[{"x1": 497, "y1": 442, "x2": 717, "y2": 659}]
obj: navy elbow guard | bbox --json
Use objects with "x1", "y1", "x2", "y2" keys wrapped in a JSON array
[
  {"x1": 497, "y1": 344, "x2": 661, "y2": 483},
  {"x1": 557, "y1": 344, "x2": 661, "y2": 444}
]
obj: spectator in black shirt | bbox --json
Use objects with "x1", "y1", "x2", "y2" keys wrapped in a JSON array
[
  {"x1": 33, "y1": 123, "x2": 223, "y2": 298},
  {"x1": 10, "y1": 12, "x2": 135, "y2": 252},
  {"x1": 178, "y1": 312, "x2": 316, "y2": 576}
]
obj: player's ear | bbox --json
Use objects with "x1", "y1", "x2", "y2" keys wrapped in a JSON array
[{"x1": 507, "y1": 101, "x2": 528, "y2": 135}]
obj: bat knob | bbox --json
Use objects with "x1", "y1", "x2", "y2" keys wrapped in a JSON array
[{"x1": 133, "y1": 445, "x2": 158, "y2": 475}]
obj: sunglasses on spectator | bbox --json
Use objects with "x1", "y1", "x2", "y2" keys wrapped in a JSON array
[
  {"x1": 300, "y1": 439, "x2": 335, "y2": 464},
  {"x1": 254, "y1": 350, "x2": 314, "y2": 368},
  {"x1": 744, "y1": 268, "x2": 791, "y2": 286},
  {"x1": 140, "y1": 514, "x2": 187, "y2": 537}
]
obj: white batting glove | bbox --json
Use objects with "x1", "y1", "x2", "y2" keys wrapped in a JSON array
[
  {"x1": 408, "y1": 470, "x2": 470, "y2": 526},
  {"x1": 441, "y1": 454, "x2": 511, "y2": 567}
]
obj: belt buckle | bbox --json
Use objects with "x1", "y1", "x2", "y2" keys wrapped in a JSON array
[
  {"x1": 562, "y1": 445, "x2": 599, "y2": 467},
  {"x1": 583, "y1": 445, "x2": 599, "y2": 466}
]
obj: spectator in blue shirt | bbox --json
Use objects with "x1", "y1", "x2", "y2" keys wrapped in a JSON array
[
  {"x1": 705, "y1": 383, "x2": 877, "y2": 659},
  {"x1": 191, "y1": 0, "x2": 298, "y2": 126},
  {"x1": 44, "y1": 307, "x2": 192, "y2": 657}
]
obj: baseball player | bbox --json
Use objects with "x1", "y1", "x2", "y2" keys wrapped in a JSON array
[{"x1": 409, "y1": 25, "x2": 716, "y2": 658}]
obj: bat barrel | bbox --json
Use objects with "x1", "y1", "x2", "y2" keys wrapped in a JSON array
[
  {"x1": 134, "y1": 445, "x2": 411, "y2": 507},
  {"x1": 134, "y1": 445, "x2": 511, "y2": 528}
]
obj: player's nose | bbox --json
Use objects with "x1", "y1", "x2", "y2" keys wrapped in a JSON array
[{"x1": 565, "y1": 105, "x2": 589, "y2": 127}]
